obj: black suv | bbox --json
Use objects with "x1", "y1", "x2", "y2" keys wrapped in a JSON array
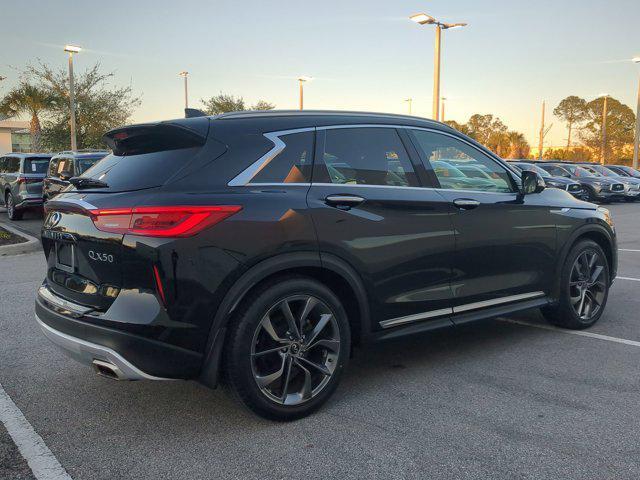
[
  {"x1": 44, "y1": 151, "x2": 109, "y2": 201},
  {"x1": 35, "y1": 111, "x2": 617, "y2": 420},
  {"x1": 536, "y1": 162, "x2": 625, "y2": 203},
  {"x1": 508, "y1": 161, "x2": 587, "y2": 200}
]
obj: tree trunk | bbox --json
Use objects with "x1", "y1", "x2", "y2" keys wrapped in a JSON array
[{"x1": 30, "y1": 114, "x2": 41, "y2": 152}]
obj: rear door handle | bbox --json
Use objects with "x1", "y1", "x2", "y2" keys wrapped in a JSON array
[
  {"x1": 453, "y1": 198, "x2": 480, "y2": 210},
  {"x1": 325, "y1": 194, "x2": 365, "y2": 209}
]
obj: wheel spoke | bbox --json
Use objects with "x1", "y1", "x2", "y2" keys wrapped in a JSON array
[
  {"x1": 297, "y1": 356, "x2": 332, "y2": 376},
  {"x1": 577, "y1": 290, "x2": 587, "y2": 317},
  {"x1": 295, "y1": 361, "x2": 313, "y2": 400},
  {"x1": 280, "y1": 355, "x2": 294, "y2": 403},
  {"x1": 307, "y1": 338, "x2": 340, "y2": 353},
  {"x1": 298, "y1": 297, "x2": 318, "y2": 333},
  {"x1": 252, "y1": 345, "x2": 285, "y2": 357},
  {"x1": 255, "y1": 354, "x2": 287, "y2": 387},
  {"x1": 305, "y1": 313, "x2": 333, "y2": 347},
  {"x1": 589, "y1": 265, "x2": 604, "y2": 285},
  {"x1": 280, "y1": 300, "x2": 301, "y2": 339},
  {"x1": 261, "y1": 315, "x2": 288, "y2": 344}
]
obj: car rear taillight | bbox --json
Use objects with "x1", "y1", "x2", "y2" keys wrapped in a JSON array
[
  {"x1": 152, "y1": 264, "x2": 167, "y2": 306},
  {"x1": 88, "y1": 205, "x2": 242, "y2": 237}
]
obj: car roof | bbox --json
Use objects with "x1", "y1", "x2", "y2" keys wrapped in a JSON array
[
  {"x1": 51, "y1": 151, "x2": 109, "y2": 159},
  {"x1": 2, "y1": 153, "x2": 52, "y2": 158}
]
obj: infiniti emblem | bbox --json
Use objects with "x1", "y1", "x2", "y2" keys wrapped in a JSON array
[{"x1": 49, "y1": 212, "x2": 62, "y2": 227}]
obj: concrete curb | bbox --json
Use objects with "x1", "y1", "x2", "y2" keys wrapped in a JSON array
[{"x1": 0, "y1": 222, "x2": 41, "y2": 256}]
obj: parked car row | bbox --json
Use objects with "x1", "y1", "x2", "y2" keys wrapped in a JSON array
[
  {"x1": 508, "y1": 160, "x2": 640, "y2": 203},
  {"x1": 0, "y1": 150, "x2": 108, "y2": 220}
]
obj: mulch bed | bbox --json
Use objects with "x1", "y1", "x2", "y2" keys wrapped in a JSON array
[{"x1": 0, "y1": 226, "x2": 26, "y2": 246}]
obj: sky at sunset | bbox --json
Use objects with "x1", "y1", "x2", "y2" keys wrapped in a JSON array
[{"x1": 2, "y1": 0, "x2": 639, "y2": 147}]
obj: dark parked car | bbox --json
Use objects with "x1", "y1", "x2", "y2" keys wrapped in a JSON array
[
  {"x1": 536, "y1": 162, "x2": 625, "y2": 203},
  {"x1": 508, "y1": 161, "x2": 588, "y2": 200},
  {"x1": 35, "y1": 111, "x2": 617, "y2": 420},
  {"x1": 607, "y1": 165, "x2": 640, "y2": 178},
  {"x1": 44, "y1": 151, "x2": 109, "y2": 201},
  {"x1": 572, "y1": 162, "x2": 640, "y2": 202},
  {"x1": 0, "y1": 153, "x2": 52, "y2": 220}
]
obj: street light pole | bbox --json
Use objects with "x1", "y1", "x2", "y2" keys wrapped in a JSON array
[
  {"x1": 64, "y1": 45, "x2": 81, "y2": 151},
  {"x1": 410, "y1": 13, "x2": 467, "y2": 122},
  {"x1": 633, "y1": 57, "x2": 640, "y2": 169},
  {"x1": 297, "y1": 77, "x2": 312, "y2": 110},
  {"x1": 538, "y1": 100, "x2": 546, "y2": 161},
  {"x1": 179, "y1": 72, "x2": 189, "y2": 109},
  {"x1": 405, "y1": 98, "x2": 413, "y2": 115},
  {"x1": 441, "y1": 97, "x2": 446, "y2": 122},
  {"x1": 600, "y1": 94, "x2": 609, "y2": 165}
]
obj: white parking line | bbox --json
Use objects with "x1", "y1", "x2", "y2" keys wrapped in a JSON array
[
  {"x1": 499, "y1": 318, "x2": 640, "y2": 347},
  {"x1": 617, "y1": 276, "x2": 640, "y2": 282},
  {"x1": 0, "y1": 382, "x2": 71, "y2": 480},
  {"x1": 619, "y1": 249, "x2": 640, "y2": 252}
]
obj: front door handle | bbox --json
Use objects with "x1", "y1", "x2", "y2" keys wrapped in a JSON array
[
  {"x1": 453, "y1": 198, "x2": 480, "y2": 210},
  {"x1": 325, "y1": 194, "x2": 365, "y2": 209}
]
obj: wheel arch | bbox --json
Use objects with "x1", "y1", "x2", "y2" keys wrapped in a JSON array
[{"x1": 199, "y1": 251, "x2": 370, "y2": 388}]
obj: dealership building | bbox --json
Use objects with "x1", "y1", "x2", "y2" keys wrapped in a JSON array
[{"x1": 0, "y1": 118, "x2": 31, "y2": 154}]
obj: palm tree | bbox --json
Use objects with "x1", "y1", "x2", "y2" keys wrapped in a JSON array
[
  {"x1": 0, "y1": 83, "x2": 53, "y2": 151},
  {"x1": 505, "y1": 131, "x2": 530, "y2": 159}
]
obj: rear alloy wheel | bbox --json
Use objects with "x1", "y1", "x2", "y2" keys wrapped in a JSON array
[
  {"x1": 542, "y1": 239, "x2": 610, "y2": 329},
  {"x1": 224, "y1": 276, "x2": 350, "y2": 420},
  {"x1": 5, "y1": 193, "x2": 22, "y2": 221}
]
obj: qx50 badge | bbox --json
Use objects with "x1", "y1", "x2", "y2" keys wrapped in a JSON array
[{"x1": 88, "y1": 251, "x2": 114, "y2": 263}]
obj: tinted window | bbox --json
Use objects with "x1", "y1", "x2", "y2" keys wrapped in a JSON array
[
  {"x1": 410, "y1": 130, "x2": 514, "y2": 193},
  {"x1": 514, "y1": 162, "x2": 551, "y2": 178},
  {"x1": 6, "y1": 157, "x2": 20, "y2": 173},
  {"x1": 0, "y1": 158, "x2": 6, "y2": 173},
  {"x1": 57, "y1": 158, "x2": 72, "y2": 175},
  {"x1": 315, "y1": 128, "x2": 418, "y2": 187},
  {"x1": 76, "y1": 156, "x2": 106, "y2": 175},
  {"x1": 539, "y1": 164, "x2": 569, "y2": 177},
  {"x1": 24, "y1": 157, "x2": 51, "y2": 174},
  {"x1": 78, "y1": 147, "x2": 201, "y2": 192},
  {"x1": 250, "y1": 131, "x2": 313, "y2": 183},
  {"x1": 48, "y1": 159, "x2": 59, "y2": 177}
]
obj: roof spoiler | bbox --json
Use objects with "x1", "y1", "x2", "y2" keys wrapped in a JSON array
[{"x1": 103, "y1": 120, "x2": 208, "y2": 156}]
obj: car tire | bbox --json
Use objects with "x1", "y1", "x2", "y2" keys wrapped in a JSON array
[
  {"x1": 5, "y1": 192, "x2": 22, "y2": 221},
  {"x1": 541, "y1": 239, "x2": 610, "y2": 329},
  {"x1": 224, "y1": 275, "x2": 350, "y2": 421}
]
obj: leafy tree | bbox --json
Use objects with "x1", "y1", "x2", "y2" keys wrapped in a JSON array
[
  {"x1": 444, "y1": 120, "x2": 469, "y2": 135},
  {"x1": 579, "y1": 96, "x2": 635, "y2": 161},
  {"x1": 553, "y1": 96, "x2": 587, "y2": 149},
  {"x1": 544, "y1": 147, "x2": 592, "y2": 161},
  {"x1": 251, "y1": 100, "x2": 275, "y2": 111},
  {"x1": 201, "y1": 93, "x2": 276, "y2": 115},
  {"x1": 23, "y1": 62, "x2": 140, "y2": 151},
  {"x1": 0, "y1": 83, "x2": 54, "y2": 150},
  {"x1": 446, "y1": 114, "x2": 529, "y2": 158},
  {"x1": 201, "y1": 93, "x2": 245, "y2": 115}
]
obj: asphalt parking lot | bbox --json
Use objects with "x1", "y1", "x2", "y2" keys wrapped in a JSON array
[{"x1": 1, "y1": 203, "x2": 640, "y2": 479}]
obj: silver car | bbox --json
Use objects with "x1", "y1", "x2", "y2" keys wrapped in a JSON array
[{"x1": 0, "y1": 153, "x2": 52, "y2": 220}]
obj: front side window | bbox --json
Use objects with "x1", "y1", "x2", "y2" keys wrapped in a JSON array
[
  {"x1": 250, "y1": 131, "x2": 314, "y2": 184},
  {"x1": 409, "y1": 130, "x2": 514, "y2": 193},
  {"x1": 315, "y1": 128, "x2": 418, "y2": 187}
]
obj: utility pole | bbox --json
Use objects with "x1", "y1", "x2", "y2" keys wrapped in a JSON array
[
  {"x1": 441, "y1": 97, "x2": 446, "y2": 122},
  {"x1": 404, "y1": 98, "x2": 413, "y2": 115},
  {"x1": 600, "y1": 95, "x2": 608, "y2": 165},
  {"x1": 432, "y1": 25, "x2": 441, "y2": 120},
  {"x1": 179, "y1": 72, "x2": 189, "y2": 109},
  {"x1": 64, "y1": 45, "x2": 81, "y2": 151},
  {"x1": 633, "y1": 61, "x2": 640, "y2": 168},
  {"x1": 538, "y1": 100, "x2": 545, "y2": 161}
]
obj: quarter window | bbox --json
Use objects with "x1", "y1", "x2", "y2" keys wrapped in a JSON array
[
  {"x1": 250, "y1": 131, "x2": 314, "y2": 183},
  {"x1": 315, "y1": 128, "x2": 418, "y2": 187},
  {"x1": 410, "y1": 130, "x2": 514, "y2": 193}
]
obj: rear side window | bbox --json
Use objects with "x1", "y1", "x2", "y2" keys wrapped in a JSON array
[
  {"x1": 76, "y1": 156, "x2": 105, "y2": 175},
  {"x1": 315, "y1": 128, "x2": 418, "y2": 187},
  {"x1": 250, "y1": 131, "x2": 314, "y2": 183},
  {"x1": 7, "y1": 157, "x2": 20, "y2": 173},
  {"x1": 24, "y1": 157, "x2": 50, "y2": 174}
]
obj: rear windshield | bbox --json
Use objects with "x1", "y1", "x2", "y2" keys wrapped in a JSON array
[
  {"x1": 78, "y1": 148, "x2": 200, "y2": 192},
  {"x1": 24, "y1": 157, "x2": 51, "y2": 174},
  {"x1": 76, "y1": 156, "x2": 106, "y2": 175}
]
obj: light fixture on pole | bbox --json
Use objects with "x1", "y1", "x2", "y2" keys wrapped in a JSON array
[
  {"x1": 410, "y1": 13, "x2": 467, "y2": 121},
  {"x1": 599, "y1": 93, "x2": 609, "y2": 164},
  {"x1": 64, "y1": 44, "x2": 81, "y2": 151},
  {"x1": 633, "y1": 57, "x2": 640, "y2": 169},
  {"x1": 404, "y1": 98, "x2": 413, "y2": 115},
  {"x1": 298, "y1": 76, "x2": 312, "y2": 110},
  {"x1": 179, "y1": 71, "x2": 189, "y2": 109}
]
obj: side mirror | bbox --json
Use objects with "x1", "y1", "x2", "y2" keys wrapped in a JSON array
[
  {"x1": 59, "y1": 170, "x2": 73, "y2": 181},
  {"x1": 521, "y1": 170, "x2": 546, "y2": 195}
]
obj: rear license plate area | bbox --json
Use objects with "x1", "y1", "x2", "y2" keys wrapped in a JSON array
[{"x1": 55, "y1": 242, "x2": 75, "y2": 273}]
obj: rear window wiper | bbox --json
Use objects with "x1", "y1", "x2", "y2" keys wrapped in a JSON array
[{"x1": 69, "y1": 177, "x2": 109, "y2": 189}]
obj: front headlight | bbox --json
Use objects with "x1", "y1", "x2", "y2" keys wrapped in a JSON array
[{"x1": 597, "y1": 206, "x2": 614, "y2": 229}]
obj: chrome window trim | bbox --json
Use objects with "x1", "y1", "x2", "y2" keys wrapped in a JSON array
[
  {"x1": 378, "y1": 291, "x2": 545, "y2": 329},
  {"x1": 227, "y1": 127, "x2": 315, "y2": 186},
  {"x1": 228, "y1": 123, "x2": 519, "y2": 189}
]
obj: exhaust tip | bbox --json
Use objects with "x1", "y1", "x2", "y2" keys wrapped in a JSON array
[{"x1": 92, "y1": 359, "x2": 123, "y2": 380}]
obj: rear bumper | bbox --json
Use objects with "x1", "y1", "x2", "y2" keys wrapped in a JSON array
[
  {"x1": 35, "y1": 284, "x2": 202, "y2": 379},
  {"x1": 15, "y1": 196, "x2": 43, "y2": 209}
]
